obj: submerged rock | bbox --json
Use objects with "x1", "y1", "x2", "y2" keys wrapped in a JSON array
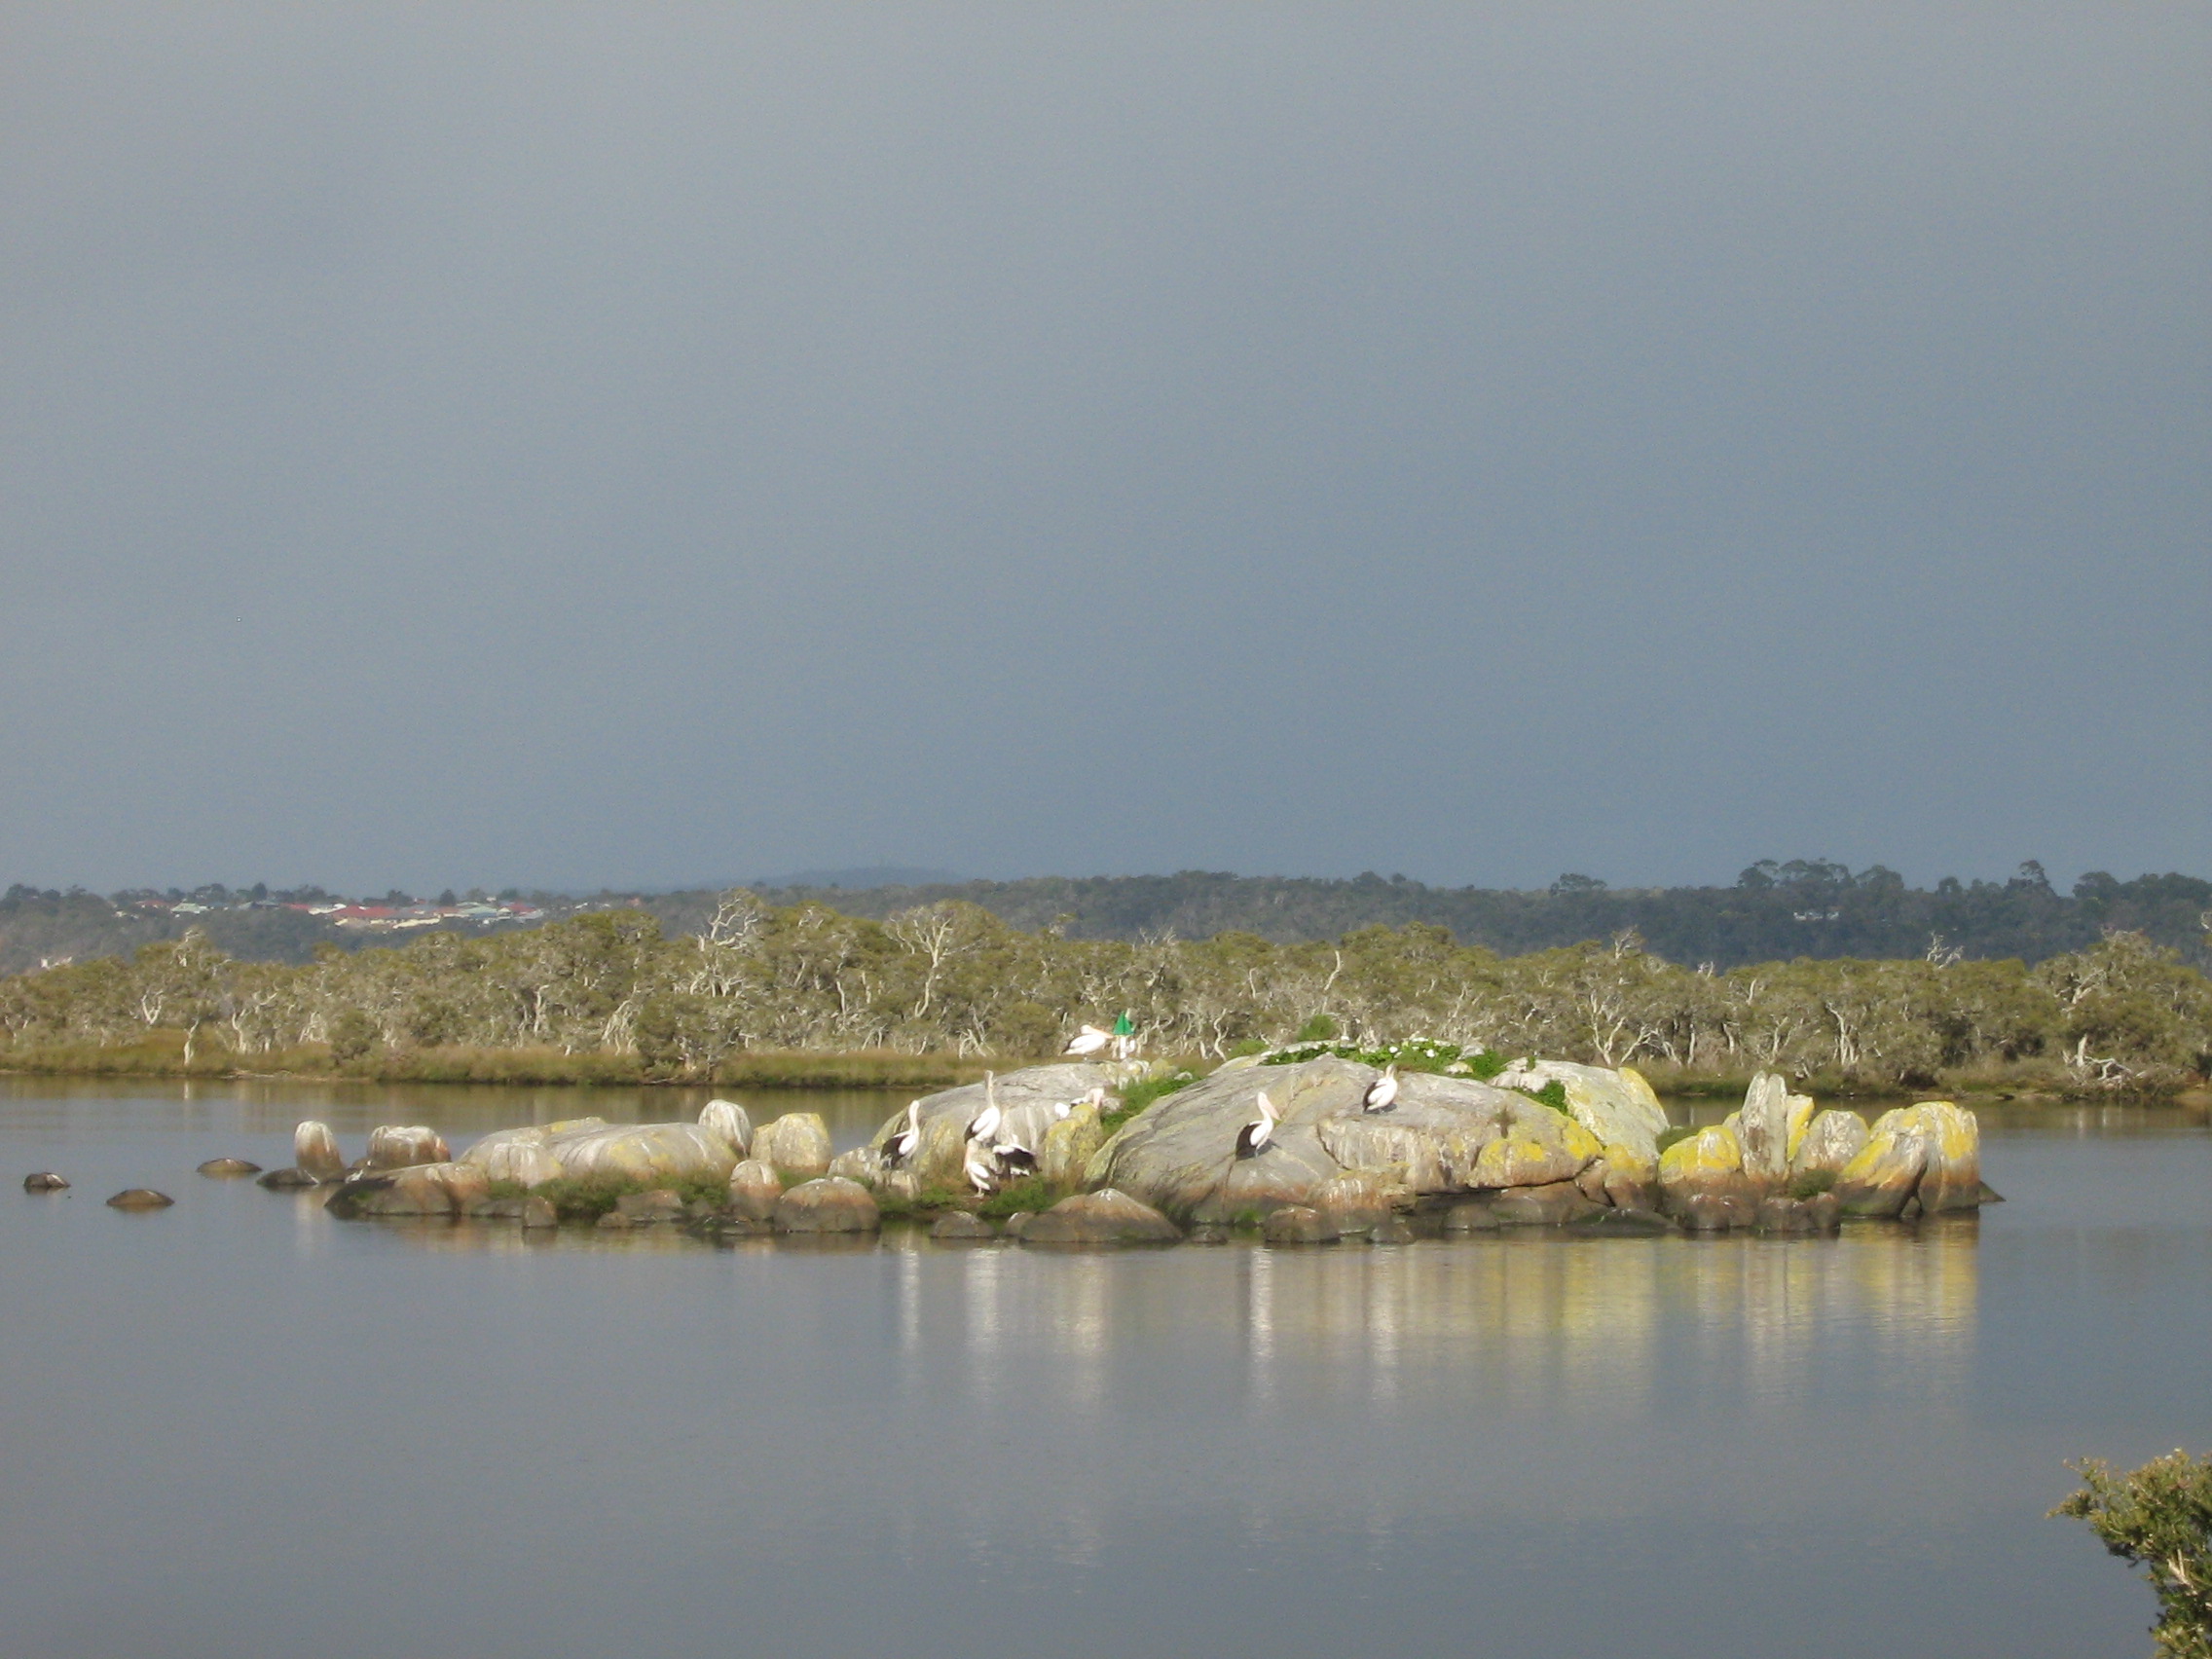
[
  {"x1": 325, "y1": 1161, "x2": 492, "y2": 1219},
  {"x1": 22, "y1": 1171, "x2": 69, "y2": 1192},
  {"x1": 1493, "y1": 1180, "x2": 1601, "y2": 1227},
  {"x1": 930, "y1": 1211, "x2": 997, "y2": 1241},
  {"x1": 256, "y1": 1166, "x2": 320, "y2": 1190},
  {"x1": 752, "y1": 1114, "x2": 833, "y2": 1182},
  {"x1": 364, "y1": 1125, "x2": 450, "y2": 1171},
  {"x1": 1262, "y1": 1205, "x2": 1338, "y2": 1244},
  {"x1": 1370, "y1": 1215, "x2": 1418, "y2": 1245},
  {"x1": 293, "y1": 1121, "x2": 347, "y2": 1181},
  {"x1": 1020, "y1": 1189, "x2": 1181, "y2": 1246},
  {"x1": 105, "y1": 1188, "x2": 173, "y2": 1210},
  {"x1": 614, "y1": 1189, "x2": 686, "y2": 1225},
  {"x1": 196, "y1": 1158, "x2": 262, "y2": 1177},
  {"x1": 773, "y1": 1177, "x2": 880, "y2": 1234}
]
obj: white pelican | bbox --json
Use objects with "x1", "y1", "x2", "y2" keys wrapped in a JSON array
[
  {"x1": 963, "y1": 1140, "x2": 999, "y2": 1194},
  {"x1": 1063, "y1": 1024, "x2": 1111, "y2": 1057},
  {"x1": 885, "y1": 1100, "x2": 922, "y2": 1165},
  {"x1": 1363, "y1": 1064, "x2": 1400, "y2": 1114},
  {"x1": 1235, "y1": 1090, "x2": 1279, "y2": 1159},
  {"x1": 993, "y1": 1138, "x2": 1038, "y2": 1175},
  {"x1": 965, "y1": 1072, "x2": 1002, "y2": 1145}
]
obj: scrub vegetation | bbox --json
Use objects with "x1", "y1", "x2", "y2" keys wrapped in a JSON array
[
  {"x1": 2054, "y1": 1449, "x2": 2212, "y2": 1659},
  {"x1": 1, "y1": 889, "x2": 2206, "y2": 1097}
]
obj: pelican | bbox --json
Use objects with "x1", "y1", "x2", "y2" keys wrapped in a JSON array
[
  {"x1": 1362, "y1": 1064, "x2": 1400, "y2": 1114},
  {"x1": 1063, "y1": 1024, "x2": 1111, "y2": 1057},
  {"x1": 993, "y1": 1139, "x2": 1039, "y2": 1174},
  {"x1": 1235, "y1": 1090, "x2": 1279, "y2": 1159},
  {"x1": 963, "y1": 1140, "x2": 1000, "y2": 1195},
  {"x1": 965, "y1": 1072, "x2": 1002, "y2": 1145},
  {"x1": 885, "y1": 1100, "x2": 922, "y2": 1165}
]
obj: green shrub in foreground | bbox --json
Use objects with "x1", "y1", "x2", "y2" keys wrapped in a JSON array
[{"x1": 2053, "y1": 1448, "x2": 2212, "y2": 1659}]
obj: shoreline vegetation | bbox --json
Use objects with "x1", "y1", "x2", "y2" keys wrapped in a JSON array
[{"x1": 2, "y1": 891, "x2": 2207, "y2": 1101}]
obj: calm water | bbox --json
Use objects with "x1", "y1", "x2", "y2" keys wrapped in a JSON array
[{"x1": 1, "y1": 1080, "x2": 2206, "y2": 1659}]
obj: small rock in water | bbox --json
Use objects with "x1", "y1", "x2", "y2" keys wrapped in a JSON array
[
  {"x1": 1370, "y1": 1216, "x2": 1417, "y2": 1245},
  {"x1": 1019, "y1": 1189, "x2": 1181, "y2": 1247},
  {"x1": 106, "y1": 1189, "x2": 174, "y2": 1211},
  {"x1": 256, "y1": 1167, "x2": 320, "y2": 1190},
  {"x1": 22, "y1": 1172, "x2": 69, "y2": 1192},
  {"x1": 596, "y1": 1211, "x2": 631, "y2": 1231},
  {"x1": 197, "y1": 1158, "x2": 263, "y2": 1177},
  {"x1": 1186, "y1": 1224, "x2": 1231, "y2": 1245},
  {"x1": 1443, "y1": 1200, "x2": 1501, "y2": 1233},
  {"x1": 773, "y1": 1177, "x2": 881, "y2": 1235},
  {"x1": 1000, "y1": 1210, "x2": 1034, "y2": 1238},
  {"x1": 1569, "y1": 1206, "x2": 1675, "y2": 1235},
  {"x1": 613, "y1": 1190, "x2": 686, "y2": 1225},
  {"x1": 931, "y1": 1211, "x2": 997, "y2": 1241},
  {"x1": 521, "y1": 1196, "x2": 558, "y2": 1229},
  {"x1": 1262, "y1": 1205, "x2": 1338, "y2": 1245},
  {"x1": 726, "y1": 1161, "x2": 783, "y2": 1223}
]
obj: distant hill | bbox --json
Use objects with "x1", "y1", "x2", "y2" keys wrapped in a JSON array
[
  {"x1": 744, "y1": 865, "x2": 964, "y2": 891},
  {"x1": 6, "y1": 863, "x2": 2206, "y2": 977}
]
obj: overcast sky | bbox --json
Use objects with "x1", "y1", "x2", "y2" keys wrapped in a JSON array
[{"x1": 2, "y1": 3, "x2": 2204, "y2": 896}]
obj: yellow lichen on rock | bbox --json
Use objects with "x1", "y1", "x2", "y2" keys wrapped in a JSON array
[{"x1": 1784, "y1": 1093, "x2": 1816, "y2": 1162}]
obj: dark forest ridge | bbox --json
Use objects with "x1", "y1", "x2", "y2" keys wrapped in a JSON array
[{"x1": 3, "y1": 862, "x2": 2206, "y2": 977}]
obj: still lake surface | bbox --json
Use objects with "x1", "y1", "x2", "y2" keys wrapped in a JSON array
[{"x1": 0, "y1": 1078, "x2": 2205, "y2": 1659}]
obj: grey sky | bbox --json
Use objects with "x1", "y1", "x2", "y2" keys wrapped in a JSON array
[{"x1": 3, "y1": 4, "x2": 2205, "y2": 895}]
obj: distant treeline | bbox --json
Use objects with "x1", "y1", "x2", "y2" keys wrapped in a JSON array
[
  {"x1": 2, "y1": 892, "x2": 2206, "y2": 1096},
  {"x1": 6, "y1": 863, "x2": 2206, "y2": 978},
  {"x1": 704, "y1": 862, "x2": 2212, "y2": 971}
]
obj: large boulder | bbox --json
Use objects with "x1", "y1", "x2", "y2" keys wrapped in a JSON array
[
  {"x1": 1487, "y1": 1060, "x2": 1671, "y2": 1161},
  {"x1": 1040, "y1": 1100, "x2": 1106, "y2": 1189},
  {"x1": 866, "y1": 1064, "x2": 1129, "y2": 1187},
  {"x1": 1790, "y1": 1109, "x2": 1869, "y2": 1176},
  {"x1": 698, "y1": 1099, "x2": 754, "y2": 1158},
  {"x1": 364, "y1": 1125, "x2": 451, "y2": 1171},
  {"x1": 326, "y1": 1161, "x2": 492, "y2": 1218},
  {"x1": 751, "y1": 1114, "x2": 833, "y2": 1182},
  {"x1": 1835, "y1": 1101, "x2": 1981, "y2": 1217},
  {"x1": 544, "y1": 1122, "x2": 740, "y2": 1186},
  {"x1": 1020, "y1": 1189, "x2": 1181, "y2": 1246},
  {"x1": 294, "y1": 1121, "x2": 347, "y2": 1181},
  {"x1": 773, "y1": 1177, "x2": 880, "y2": 1234},
  {"x1": 1657, "y1": 1125, "x2": 1756, "y2": 1226},
  {"x1": 1309, "y1": 1170, "x2": 1397, "y2": 1235},
  {"x1": 1089, "y1": 1056, "x2": 1602, "y2": 1224},
  {"x1": 827, "y1": 1148, "x2": 883, "y2": 1187},
  {"x1": 726, "y1": 1160, "x2": 784, "y2": 1222},
  {"x1": 458, "y1": 1126, "x2": 566, "y2": 1188},
  {"x1": 1727, "y1": 1074, "x2": 1791, "y2": 1184},
  {"x1": 1910, "y1": 1101, "x2": 1982, "y2": 1213}
]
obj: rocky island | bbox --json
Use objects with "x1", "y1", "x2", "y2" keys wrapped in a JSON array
[{"x1": 278, "y1": 1050, "x2": 1994, "y2": 1245}]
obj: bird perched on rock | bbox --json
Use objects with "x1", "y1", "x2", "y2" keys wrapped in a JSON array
[
  {"x1": 1362, "y1": 1065, "x2": 1400, "y2": 1114},
  {"x1": 1063, "y1": 1024, "x2": 1111, "y2": 1057},
  {"x1": 885, "y1": 1100, "x2": 922, "y2": 1166},
  {"x1": 1235, "y1": 1091, "x2": 1279, "y2": 1159},
  {"x1": 966, "y1": 1073, "x2": 1003, "y2": 1145}
]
